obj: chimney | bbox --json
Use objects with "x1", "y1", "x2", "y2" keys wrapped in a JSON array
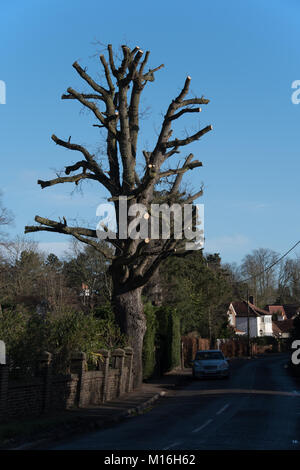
[{"x1": 249, "y1": 295, "x2": 254, "y2": 305}]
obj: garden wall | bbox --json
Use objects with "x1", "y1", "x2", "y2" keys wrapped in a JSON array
[{"x1": 0, "y1": 347, "x2": 133, "y2": 421}]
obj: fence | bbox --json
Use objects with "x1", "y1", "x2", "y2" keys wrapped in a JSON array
[
  {"x1": 217, "y1": 338, "x2": 275, "y2": 357},
  {"x1": 0, "y1": 347, "x2": 133, "y2": 421},
  {"x1": 182, "y1": 336, "x2": 276, "y2": 365},
  {"x1": 182, "y1": 336, "x2": 210, "y2": 366}
]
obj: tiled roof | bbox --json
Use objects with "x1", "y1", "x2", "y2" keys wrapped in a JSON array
[
  {"x1": 265, "y1": 305, "x2": 286, "y2": 318},
  {"x1": 231, "y1": 301, "x2": 257, "y2": 317},
  {"x1": 231, "y1": 301, "x2": 271, "y2": 317},
  {"x1": 272, "y1": 319, "x2": 294, "y2": 333},
  {"x1": 249, "y1": 302, "x2": 271, "y2": 316},
  {"x1": 272, "y1": 322, "x2": 281, "y2": 335},
  {"x1": 234, "y1": 328, "x2": 246, "y2": 334}
]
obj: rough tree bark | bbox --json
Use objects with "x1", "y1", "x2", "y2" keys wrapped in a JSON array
[
  {"x1": 113, "y1": 285, "x2": 145, "y2": 386},
  {"x1": 25, "y1": 43, "x2": 212, "y2": 388}
]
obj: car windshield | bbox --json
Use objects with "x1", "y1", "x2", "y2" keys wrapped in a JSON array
[{"x1": 195, "y1": 351, "x2": 224, "y2": 360}]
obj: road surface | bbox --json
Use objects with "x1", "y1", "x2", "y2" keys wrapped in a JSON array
[{"x1": 50, "y1": 353, "x2": 300, "y2": 450}]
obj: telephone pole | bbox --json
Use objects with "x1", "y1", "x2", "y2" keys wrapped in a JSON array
[{"x1": 247, "y1": 285, "x2": 251, "y2": 357}]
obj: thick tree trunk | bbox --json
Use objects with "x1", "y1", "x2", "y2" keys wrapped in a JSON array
[{"x1": 112, "y1": 286, "x2": 146, "y2": 388}]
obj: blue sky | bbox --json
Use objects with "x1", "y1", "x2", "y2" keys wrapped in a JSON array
[{"x1": 1, "y1": 0, "x2": 300, "y2": 263}]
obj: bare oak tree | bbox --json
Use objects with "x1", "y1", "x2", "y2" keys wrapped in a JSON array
[{"x1": 25, "y1": 44, "x2": 212, "y2": 386}]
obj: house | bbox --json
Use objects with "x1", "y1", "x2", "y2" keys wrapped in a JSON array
[
  {"x1": 80, "y1": 282, "x2": 90, "y2": 297},
  {"x1": 227, "y1": 299, "x2": 273, "y2": 338},
  {"x1": 264, "y1": 303, "x2": 299, "y2": 336},
  {"x1": 265, "y1": 303, "x2": 300, "y2": 320},
  {"x1": 264, "y1": 305, "x2": 287, "y2": 321}
]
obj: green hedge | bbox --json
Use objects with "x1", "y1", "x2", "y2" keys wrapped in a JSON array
[
  {"x1": 155, "y1": 306, "x2": 181, "y2": 374},
  {"x1": 0, "y1": 309, "x2": 126, "y2": 375},
  {"x1": 142, "y1": 302, "x2": 157, "y2": 380},
  {"x1": 142, "y1": 304, "x2": 181, "y2": 380},
  {"x1": 167, "y1": 309, "x2": 181, "y2": 370}
]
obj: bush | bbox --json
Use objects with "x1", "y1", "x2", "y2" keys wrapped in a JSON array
[
  {"x1": 167, "y1": 309, "x2": 181, "y2": 370},
  {"x1": 142, "y1": 302, "x2": 157, "y2": 380},
  {"x1": 0, "y1": 310, "x2": 30, "y2": 369},
  {"x1": 156, "y1": 306, "x2": 181, "y2": 373},
  {"x1": 0, "y1": 309, "x2": 126, "y2": 375},
  {"x1": 251, "y1": 336, "x2": 277, "y2": 346},
  {"x1": 93, "y1": 302, "x2": 115, "y2": 321}
]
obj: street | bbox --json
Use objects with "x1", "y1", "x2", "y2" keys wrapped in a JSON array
[{"x1": 50, "y1": 354, "x2": 300, "y2": 450}]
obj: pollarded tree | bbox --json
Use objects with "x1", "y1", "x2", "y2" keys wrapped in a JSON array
[{"x1": 25, "y1": 44, "x2": 212, "y2": 386}]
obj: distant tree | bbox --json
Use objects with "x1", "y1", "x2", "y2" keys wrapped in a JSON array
[
  {"x1": 0, "y1": 239, "x2": 44, "y2": 310},
  {"x1": 46, "y1": 253, "x2": 61, "y2": 268},
  {"x1": 159, "y1": 251, "x2": 233, "y2": 340},
  {"x1": 0, "y1": 241, "x2": 73, "y2": 314},
  {"x1": 240, "y1": 248, "x2": 279, "y2": 306},
  {"x1": 276, "y1": 257, "x2": 300, "y2": 304},
  {"x1": 63, "y1": 244, "x2": 113, "y2": 310}
]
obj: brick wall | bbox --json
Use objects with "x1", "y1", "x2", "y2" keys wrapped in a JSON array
[
  {"x1": 0, "y1": 347, "x2": 133, "y2": 422},
  {"x1": 8, "y1": 378, "x2": 44, "y2": 418}
]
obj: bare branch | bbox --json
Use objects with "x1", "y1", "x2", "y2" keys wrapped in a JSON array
[
  {"x1": 139, "y1": 50, "x2": 150, "y2": 75},
  {"x1": 72, "y1": 61, "x2": 108, "y2": 96},
  {"x1": 168, "y1": 107, "x2": 201, "y2": 122},
  {"x1": 37, "y1": 172, "x2": 97, "y2": 189},
  {"x1": 51, "y1": 134, "x2": 93, "y2": 161},
  {"x1": 179, "y1": 97, "x2": 210, "y2": 107},
  {"x1": 134, "y1": 240, "x2": 175, "y2": 286},
  {"x1": 119, "y1": 45, "x2": 131, "y2": 78},
  {"x1": 126, "y1": 49, "x2": 144, "y2": 82},
  {"x1": 150, "y1": 77, "x2": 200, "y2": 163},
  {"x1": 164, "y1": 147, "x2": 180, "y2": 159},
  {"x1": 142, "y1": 151, "x2": 151, "y2": 164},
  {"x1": 66, "y1": 87, "x2": 116, "y2": 133},
  {"x1": 142, "y1": 63, "x2": 164, "y2": 82},
  {"x1": 61, "y1": 93, "x2": 104, "y2": 101},
  {"x1": 175, "y1": 76, "x2": 191, "y2": 102},
  {"x1": 159, "y1": 159, "x2": 202, "y2": 178},
  {"x1": 170, "y1": 153, "x2": 194, "y2": 194},
  {"x1": 51, "y1": 134, "x2": 116, "y2": 194},
  {"x1": 24, "y1": 216, "x2": 114, "y2": 259},
  {"x1": 185, "y1": 187, "x2": 204, "y2": 203},
  {"x1": 100, "y1": 54, "x2": 115, "y2": 94},
  {"x1": 65, "y1": 160, "x2": 88, "y2": 175},
  {"x1": 108, "y1": 44, "x2": 118, "y2": 77},
  {"x1": 165, "y1": 125, "x2": 213, "y2": 148}
]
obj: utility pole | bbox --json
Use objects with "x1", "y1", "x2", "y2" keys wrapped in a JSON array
[{"x1": 247, "y1": 284, "x2": 250, "y2": 357}]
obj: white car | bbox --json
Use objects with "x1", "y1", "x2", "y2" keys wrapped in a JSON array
[{"x1": 192, "y1": 349, "x2": 230, "y2": 379}]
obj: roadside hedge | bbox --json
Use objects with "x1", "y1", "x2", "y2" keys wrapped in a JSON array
[
  {"x1": 143, "y1": 305, "x2": 181, "y2": 378},
  {"x1": 142, "y1": 302, "x2": 158, "y2": 380},
  {"x1": 0, "y1": 309, "x2": 126, "y2": 375}
]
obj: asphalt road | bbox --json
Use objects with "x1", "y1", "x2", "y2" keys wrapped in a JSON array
[{"x1": 50, "y1": 354, "x2": 300, "y2": 450}]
